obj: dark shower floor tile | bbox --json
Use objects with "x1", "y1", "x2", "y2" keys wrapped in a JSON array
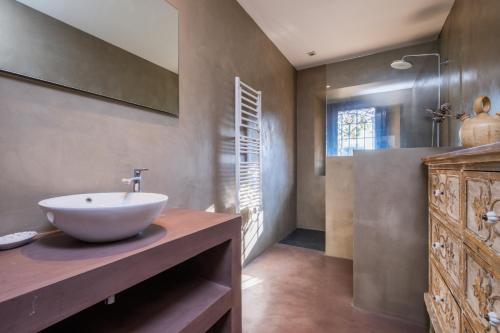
[{"x1": 279, "y1": 228, "x2": 325, "y2": 251}]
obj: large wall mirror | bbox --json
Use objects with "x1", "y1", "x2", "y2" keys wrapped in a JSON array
[{"x1": 0, "y1": 0, "x2": 179, "y2": 116}]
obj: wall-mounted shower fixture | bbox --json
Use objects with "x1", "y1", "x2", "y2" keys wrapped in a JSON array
[
  {"x1": 391, "y1": 53, "x2": 448, "y2": 147},
  {"x1": 390, "y1": 59, "x2": 413, "y2": 70}
]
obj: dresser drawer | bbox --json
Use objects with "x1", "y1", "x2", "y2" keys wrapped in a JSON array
[
  {"x1": 464, "y1": 172, "x2": 500, "y2": 257},
  {"x1": 430, "y1": 170, "x2": 461, "y2": 228},
  {"x1": 430, "y1": 262, "x2": 461, "y2": 333},
  {"x1": 463, "y1": 246, "x2": 500, "y2": 333},
  {"x1": 430, "y1": 214, "x2": 462, "y2": 293}
]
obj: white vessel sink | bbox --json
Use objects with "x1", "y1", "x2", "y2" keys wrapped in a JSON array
[{"x1": 39, "y1": 192, "x2": 168, "y2": 242}]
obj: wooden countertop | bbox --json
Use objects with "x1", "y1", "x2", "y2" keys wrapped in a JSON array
[
  {"x1": 0, "y1": 208, "x2": 241, "y2": 332},
  {"x1": 423, "y1": 142, "x2": 500, "y2": 165}
]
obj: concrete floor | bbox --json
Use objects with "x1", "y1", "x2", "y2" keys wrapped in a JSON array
[{"x1": 242, "y1": 244, "x2": 426, "y2": 333}]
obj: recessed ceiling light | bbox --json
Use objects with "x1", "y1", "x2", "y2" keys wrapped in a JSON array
[
  {"x1": 307, "y1": 51, "x2": 316, "y2": 56},
  {"x1": 326, "y1": 84, "x2": 331, "y2": 89}
]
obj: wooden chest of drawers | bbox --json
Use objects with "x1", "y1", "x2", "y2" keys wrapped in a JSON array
[{"x1": 424, "y1": 144, "x2": 500, "y2": 333}]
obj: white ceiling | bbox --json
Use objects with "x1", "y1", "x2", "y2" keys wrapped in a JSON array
[
  {"x1": 237, "y1": 0, "x2": 455, "y2": 69},
  {"x1": 17, "y1": 0, "x2": 178, "y2": 73}
]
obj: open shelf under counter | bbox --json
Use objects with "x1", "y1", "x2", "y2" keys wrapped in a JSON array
[
  {"x1": 44, "y1": 273, "x2": 231, "y2": 332},
  {"x1": 0, "y1": 209, "x2": 242, "y2": 333}
]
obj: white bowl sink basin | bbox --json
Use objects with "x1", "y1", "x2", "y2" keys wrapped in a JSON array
[{"x1": 39, "y1": 192, "x2": 168, "y2": 242}]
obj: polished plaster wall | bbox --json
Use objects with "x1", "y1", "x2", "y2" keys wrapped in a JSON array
[
  {"x1": 296, "y1": 66, "x2": 327, "y2": 231},
  {"x1": 326, "y1": 41, "x2": 437, "y2": 91},
  {"x1": 0, "y1": 0, "x2": 296, "y2": 263},
  {"x1": 326, "y1": 41, "x2": 438, "y2": 149},
  {"x1": 440, "y1": 0, "x2": 500, "y2": 146},
  {"x1": 296, "y1": 42, "x2": 437, "y2": 232},
  {"x1": 408, "y1": 56, "x2": 438, "y2": 148},
  {"x1": 353, "y1": 147, "x2": 458, "y2": 326}
]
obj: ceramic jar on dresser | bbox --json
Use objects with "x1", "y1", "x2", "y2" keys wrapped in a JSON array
[{"x1": 424, "y1": 144, "x2": 500, "y2": 333}]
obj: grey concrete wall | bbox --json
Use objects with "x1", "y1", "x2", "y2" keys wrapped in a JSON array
[
  {"x1": 408, "y1": 56, "x2": 438, "y2": 148},
  {"x1": 297, "y1": 42, "x2": 437, "y2": 232},
  {"x1": 326, "y1": 42, "x2": 437, "y2": 91},
  {"x1": 296, "y1": 66, "x2": 327, "y2": 231},
  {"x1": 0, "y1": 0, "x2": 297, "y2": 264},
  {"x1": 353, "y1": 147, "x2": 458, "y2": 326},
  {"x1": 440, "y1": 0, "x2": 500, "y2": 146},
  {"x1": 325, "y1": 157, "x2": 353, "y2": 259},
  {"x1": 327, "y1": 41, "x2": 438, "y2": 149}
]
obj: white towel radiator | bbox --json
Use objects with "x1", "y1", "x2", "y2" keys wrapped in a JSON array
[{"x1": 235, "y1": 77, "x2": 263, "y2": 258}]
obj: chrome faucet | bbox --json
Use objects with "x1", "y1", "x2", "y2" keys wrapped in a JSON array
[{"x1": 122, "y1": 168, "x2": 148, "y2": 192}]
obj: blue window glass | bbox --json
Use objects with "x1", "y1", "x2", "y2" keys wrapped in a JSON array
[
  {"x1": 327, "y1": 104, "x2": 389, "y2": 156},
  {"x1": 336, "y1": 108, "x2": 375, "y2": 156}
]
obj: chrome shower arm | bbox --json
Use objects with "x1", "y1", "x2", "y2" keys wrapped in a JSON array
[
  {"x1": 401, "y1": 53, "x2": 441, "y2": 111},
  {"x1": 401, "y1": 53, "x2": 441, "y2": 61}
]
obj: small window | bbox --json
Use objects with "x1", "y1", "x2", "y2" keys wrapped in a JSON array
[
  {"x1": 336, "y1": 108, "x2": 375, "y2": 156},
  {"x1": 326, "y1": 105, "x2": 391, "y2": 157}
]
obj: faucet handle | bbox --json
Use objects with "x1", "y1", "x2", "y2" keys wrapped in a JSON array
[{"x1": 133, "y1": 168, "x2": 149, "y2": 176}]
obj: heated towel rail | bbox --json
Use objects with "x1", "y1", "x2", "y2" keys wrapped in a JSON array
[{"x1": 235, "y1": 77, "x2": 262, "y2": 217}]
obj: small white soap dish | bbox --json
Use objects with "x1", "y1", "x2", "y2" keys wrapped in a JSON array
[{"x1": 0, "y1": 231, "x2": 38, "y2": 250}]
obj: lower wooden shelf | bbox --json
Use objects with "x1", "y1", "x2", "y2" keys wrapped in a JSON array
[{"x1": 44, "y1": 271, "x2": 232, "y2": 333}]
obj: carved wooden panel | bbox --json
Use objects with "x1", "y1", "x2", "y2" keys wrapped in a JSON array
[
  {"x1": 430, "y1": 262, "x2": 461, "y2": 333},
  {"x1": 430, "y1": 171, "x2": 460, "y2": 226},
  {"x1": 465, "y1": 172, "x2": 500, "y2": 256},
  {"x1": 430, "y1": 172, "x2": 442, "y2": 209},
  {"x1": 430, "y1": 215, "x2": 462, "y2": 292},
  {"x1": 425, "y1": 147, "x2": 500, "y2": 333},
  {"x1": 446, "y1": 175, "x2": 460, "y2": 223},
  {"x1": 462, "y1": 314, "x2": 476, "y2": 333},
  {"x1": 464, "y1": 247, "x2": 500, "y2": 333}
]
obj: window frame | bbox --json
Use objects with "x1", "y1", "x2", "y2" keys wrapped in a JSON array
[{"x1": 335, "y1": 107, "x2": 376, "y2": 156}]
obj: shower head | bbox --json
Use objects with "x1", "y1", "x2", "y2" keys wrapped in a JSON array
[{"x1": 390, "y1": 59, "x2": 413, "y2": 70}]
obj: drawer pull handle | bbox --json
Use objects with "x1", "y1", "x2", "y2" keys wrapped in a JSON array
[
  {"x1": 488, "y1": 312, "x2": 500, "y2": 326},
  {"x1": 482, "y1": 211, "x2": 499, "y2": 224},
  {"x1": 433, "y1": 295, "x2": 445, "y2": 303},
  {"x1": 432, "y1": 242, "x2": 444, "y2": 249},
  {"x1": 433, "y1": 189, "x2": 444, "y2": 197}
]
